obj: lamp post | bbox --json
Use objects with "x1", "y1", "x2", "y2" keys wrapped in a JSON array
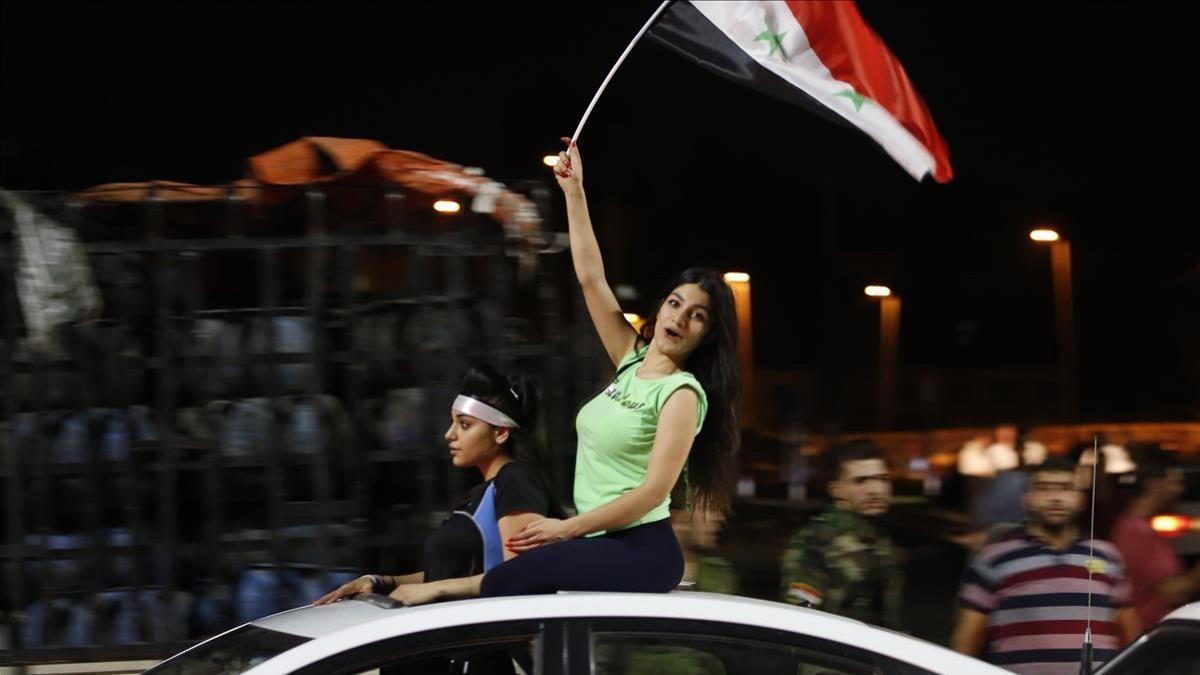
[
  {"x1": 724, "y1": 272, "x2": 755, "y2": 428},
  {"x1": 1030, "y1": 228, "x2": 1078, "y2": 421},
  {"x1": 865, "y1": 285, "x2": 900, "y2": 430}
]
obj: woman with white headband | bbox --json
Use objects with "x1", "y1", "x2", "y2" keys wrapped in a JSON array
[{"x1": 314, "y1": 363, "x2": 563, "y2": 606}]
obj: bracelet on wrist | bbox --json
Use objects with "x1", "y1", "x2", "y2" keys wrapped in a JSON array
[{"x1": 367, "y1": 574, "x2": 385, "y2": 594}]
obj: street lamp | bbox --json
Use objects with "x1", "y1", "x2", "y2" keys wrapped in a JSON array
[
  {"x1": 724, "y1": 272, "x2": 755, "y2": 427},
  {"x1": 865, "y1": 285, "x2": 901, "y2": 430},
  {"x1": 1030, "y1": 226, "x2": 1078, "y2": 420}
]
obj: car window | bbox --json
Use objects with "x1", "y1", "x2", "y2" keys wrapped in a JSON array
[
  {"x1": 593, "y1": 640, "x2": 725, "y2": 675},
  {"x1": 144, "y1": 625, "x2": 310, "y2": 675},
  {"x1": 1097, "y1": 623, "x2": 1200, "y2": 675},
  {"x1": 590, "y1": 630, "x2": 878, "y2": 675},
  {"x1": 346, "y1": 643, "x2": 533, "y2": 675},
  {"x1": 294, "y1": 621, "x2": 544, "y2": 675}
]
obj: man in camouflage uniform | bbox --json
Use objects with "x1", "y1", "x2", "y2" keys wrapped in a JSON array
[{"x1": 780, "y1": 440, "x2": 902, "y2": 630}]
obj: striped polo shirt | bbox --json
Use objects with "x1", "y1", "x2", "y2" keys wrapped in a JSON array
[{"x1": 958, "y1": 527, "x2": 1131, "y2": 675}]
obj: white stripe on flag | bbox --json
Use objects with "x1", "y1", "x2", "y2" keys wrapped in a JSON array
[{"x1": 691, "y1": 1, "x2": 939, "y2": 181}]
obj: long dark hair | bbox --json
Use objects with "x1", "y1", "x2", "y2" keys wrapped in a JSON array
[
  {"x1": 458, "y1": 362, "x2": 542, "y2": 463},
  {"x1": 638, "y1": 268, "x2": 741, "y2": 515}
]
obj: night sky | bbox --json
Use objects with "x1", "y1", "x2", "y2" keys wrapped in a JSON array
[{"x1": 3, "y1": 1, "x2": 1197, "y2": 425}]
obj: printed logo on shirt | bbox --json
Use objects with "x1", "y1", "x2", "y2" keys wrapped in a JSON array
[{"x1": 603, "y1": 381, "x2": 646, "y2": 410}]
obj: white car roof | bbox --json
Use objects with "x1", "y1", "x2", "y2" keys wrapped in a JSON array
[
  {"x1": 244, "y1": 592, "x2": 1008, "y2": 675},
  {"x1": 1161, "y1": 600, "x2": 1200, "y2": 623}
]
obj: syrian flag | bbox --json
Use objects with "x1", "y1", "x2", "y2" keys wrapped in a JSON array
[{"x1": 646, "y1": 1, "x2": 953, "y2": 183}]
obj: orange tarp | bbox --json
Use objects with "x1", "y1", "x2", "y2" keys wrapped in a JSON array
[{"x1": 77, "y1": 137, "x2": 542, "y2": 240}]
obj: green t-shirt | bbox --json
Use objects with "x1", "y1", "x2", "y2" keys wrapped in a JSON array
[{"x1": 573, "y1": 345, "x2": 708, "y2": 532}]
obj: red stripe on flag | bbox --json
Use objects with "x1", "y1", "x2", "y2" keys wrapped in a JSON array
[{"x1": 785, "y1": 1, "x2": 952, "y2": 182}]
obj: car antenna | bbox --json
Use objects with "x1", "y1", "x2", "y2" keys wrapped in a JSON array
[{"x1": 1079, "y1": 435, "x2": 1099, "y2": 675}]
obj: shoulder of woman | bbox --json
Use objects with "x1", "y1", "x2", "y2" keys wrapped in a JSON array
[
  {"x1": 492, "y1": 462, "x2": 556, "y2": 513},
  {"x1": 494, "y1": 461, "x2": 539, "y2": 486},
  {"x1": 666, "y1": 371, "x2": 706, "y2": 400},
  {"x1": 656, "y1": 375, "x2": 707, "y2": 419}
]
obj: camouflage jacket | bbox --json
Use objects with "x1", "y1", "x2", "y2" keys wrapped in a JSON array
[{"x1": 779, "y1": 505, "x2": 903, "y2": 630}]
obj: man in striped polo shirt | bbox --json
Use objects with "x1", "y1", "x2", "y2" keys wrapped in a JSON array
[{"x1": 952, "y1": 457, "x2": 1141, "y2": 674}]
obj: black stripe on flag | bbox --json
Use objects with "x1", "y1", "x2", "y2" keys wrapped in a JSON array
[{"x1": 646, "y1": 1, "x2": 849, "y2": 130}]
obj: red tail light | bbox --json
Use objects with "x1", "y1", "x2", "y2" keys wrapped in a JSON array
[{"x1": 1151, "y1": 515, "x2": 1191, "y2": 537}]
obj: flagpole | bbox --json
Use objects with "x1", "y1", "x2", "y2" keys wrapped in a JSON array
[{"x1": 571, "y1": 0, "x2": 672, "y2": 143}]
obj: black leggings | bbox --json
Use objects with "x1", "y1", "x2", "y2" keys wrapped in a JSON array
[{"x1": 480, "y1": 518, "x2": 683, "y2": 596}]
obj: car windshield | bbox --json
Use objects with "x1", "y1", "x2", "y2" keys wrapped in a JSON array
[{"x1": 144, "y1": 625, "x2": 311, "y2": 675}]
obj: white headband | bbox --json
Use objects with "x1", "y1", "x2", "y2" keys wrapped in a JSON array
[{"x1": 452, "y1": 395, "x2": 520, "y2": 429}]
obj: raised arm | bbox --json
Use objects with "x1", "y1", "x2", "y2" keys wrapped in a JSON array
[{"x1": 555, "y1": 140, "x2": 638, "y2": 366}]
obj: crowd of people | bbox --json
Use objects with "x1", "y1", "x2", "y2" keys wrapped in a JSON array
[
  {"x1": 777, "y1": 431, "x2": 1199, "y2": 674},
  {"x1": 311, "y1": 141, "x2": 1198, "y2": 675}
]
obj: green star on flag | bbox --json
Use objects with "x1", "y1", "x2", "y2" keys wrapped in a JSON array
[
  {"x1": 754, "y1": 29, "x2": 787, "y2": 58},
  {"x1": 835, "y1": 89, "x2": 869, "y2": 111}
]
